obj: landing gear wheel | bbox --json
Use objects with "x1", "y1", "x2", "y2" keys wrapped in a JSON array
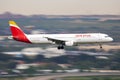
[
  {"x1": 57, "y1": 45, "x2": 64, "y2": 49},
  {"x1": 99, "y1": 44, "x2": 102, "y2": 49},
  {"x1": 57, "y1": 46, "x2": 61, "y2": 49}
]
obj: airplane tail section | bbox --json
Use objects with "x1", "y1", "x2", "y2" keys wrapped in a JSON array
[{"x1": 9, "y1": 21, "x2": 31, "y2": 43}]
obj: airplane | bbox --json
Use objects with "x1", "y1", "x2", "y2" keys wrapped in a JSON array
[{"x1": 8, "y1": 20, "x2": 113, "y2": 49}]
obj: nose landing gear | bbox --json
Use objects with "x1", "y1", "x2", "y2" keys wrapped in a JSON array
[{"x1": 99, "y1": 44, "x2": 102, "y2": 49}]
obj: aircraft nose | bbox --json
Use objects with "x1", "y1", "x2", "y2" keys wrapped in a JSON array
[{"x1": 109, "y1": 37, "x2": 113, "y2": 41}]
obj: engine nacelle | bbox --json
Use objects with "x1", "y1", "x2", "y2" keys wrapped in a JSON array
[{"x1": 65, "y1": 41, "x2": 74, "y2": 46}]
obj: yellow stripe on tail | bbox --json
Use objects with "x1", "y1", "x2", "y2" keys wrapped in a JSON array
[{"x1": 9, "y1": 20, "x2": 20, "y2": 28}]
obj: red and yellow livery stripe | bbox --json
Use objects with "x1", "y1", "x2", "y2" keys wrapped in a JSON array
[{"x1": 9, "y1": 21, "x2": 31, "y2": 43}]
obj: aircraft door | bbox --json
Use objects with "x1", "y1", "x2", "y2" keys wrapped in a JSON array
[{"x1": 98, "y1": 34, "x2": 102, "y2": 41}]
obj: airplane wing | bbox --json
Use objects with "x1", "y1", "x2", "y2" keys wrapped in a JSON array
[{"x1": 45, "y1": 37, "x2": 66, "y2": 44}]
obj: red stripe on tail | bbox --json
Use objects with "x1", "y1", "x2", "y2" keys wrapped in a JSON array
[{"x1": 10, "y1": 21, "x2": 31, "y2": 43}]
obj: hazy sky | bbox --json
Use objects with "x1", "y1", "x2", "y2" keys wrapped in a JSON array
[{"x1": 0, "y1": 0, "x2": 120, "y2": 15}]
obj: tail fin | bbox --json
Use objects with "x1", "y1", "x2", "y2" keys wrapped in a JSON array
[{"x1": 9, "y1": 20, "x2": 31, "y2": 43}]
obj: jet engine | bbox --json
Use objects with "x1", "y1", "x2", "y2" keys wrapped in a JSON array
[{"x1": 65, "y1": 41, "x2": 74, "y2": 46}]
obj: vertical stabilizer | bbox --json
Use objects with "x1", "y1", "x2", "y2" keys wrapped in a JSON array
[{"x1": 9, "y1": 21, "x2": 31, "y2": 43}]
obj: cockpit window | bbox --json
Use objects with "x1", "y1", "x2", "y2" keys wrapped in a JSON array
[{"x1": 105, "y1": 36, "x2": 109, "y2": 38}]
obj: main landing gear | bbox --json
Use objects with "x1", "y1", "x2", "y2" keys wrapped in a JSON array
[{"x1": 57, "y1": 45, "x2": 64, "y2": 49}]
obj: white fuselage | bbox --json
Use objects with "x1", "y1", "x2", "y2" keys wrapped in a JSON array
[{"x1": 27, "y1": 33, "x2": 113, "y2": 45}]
